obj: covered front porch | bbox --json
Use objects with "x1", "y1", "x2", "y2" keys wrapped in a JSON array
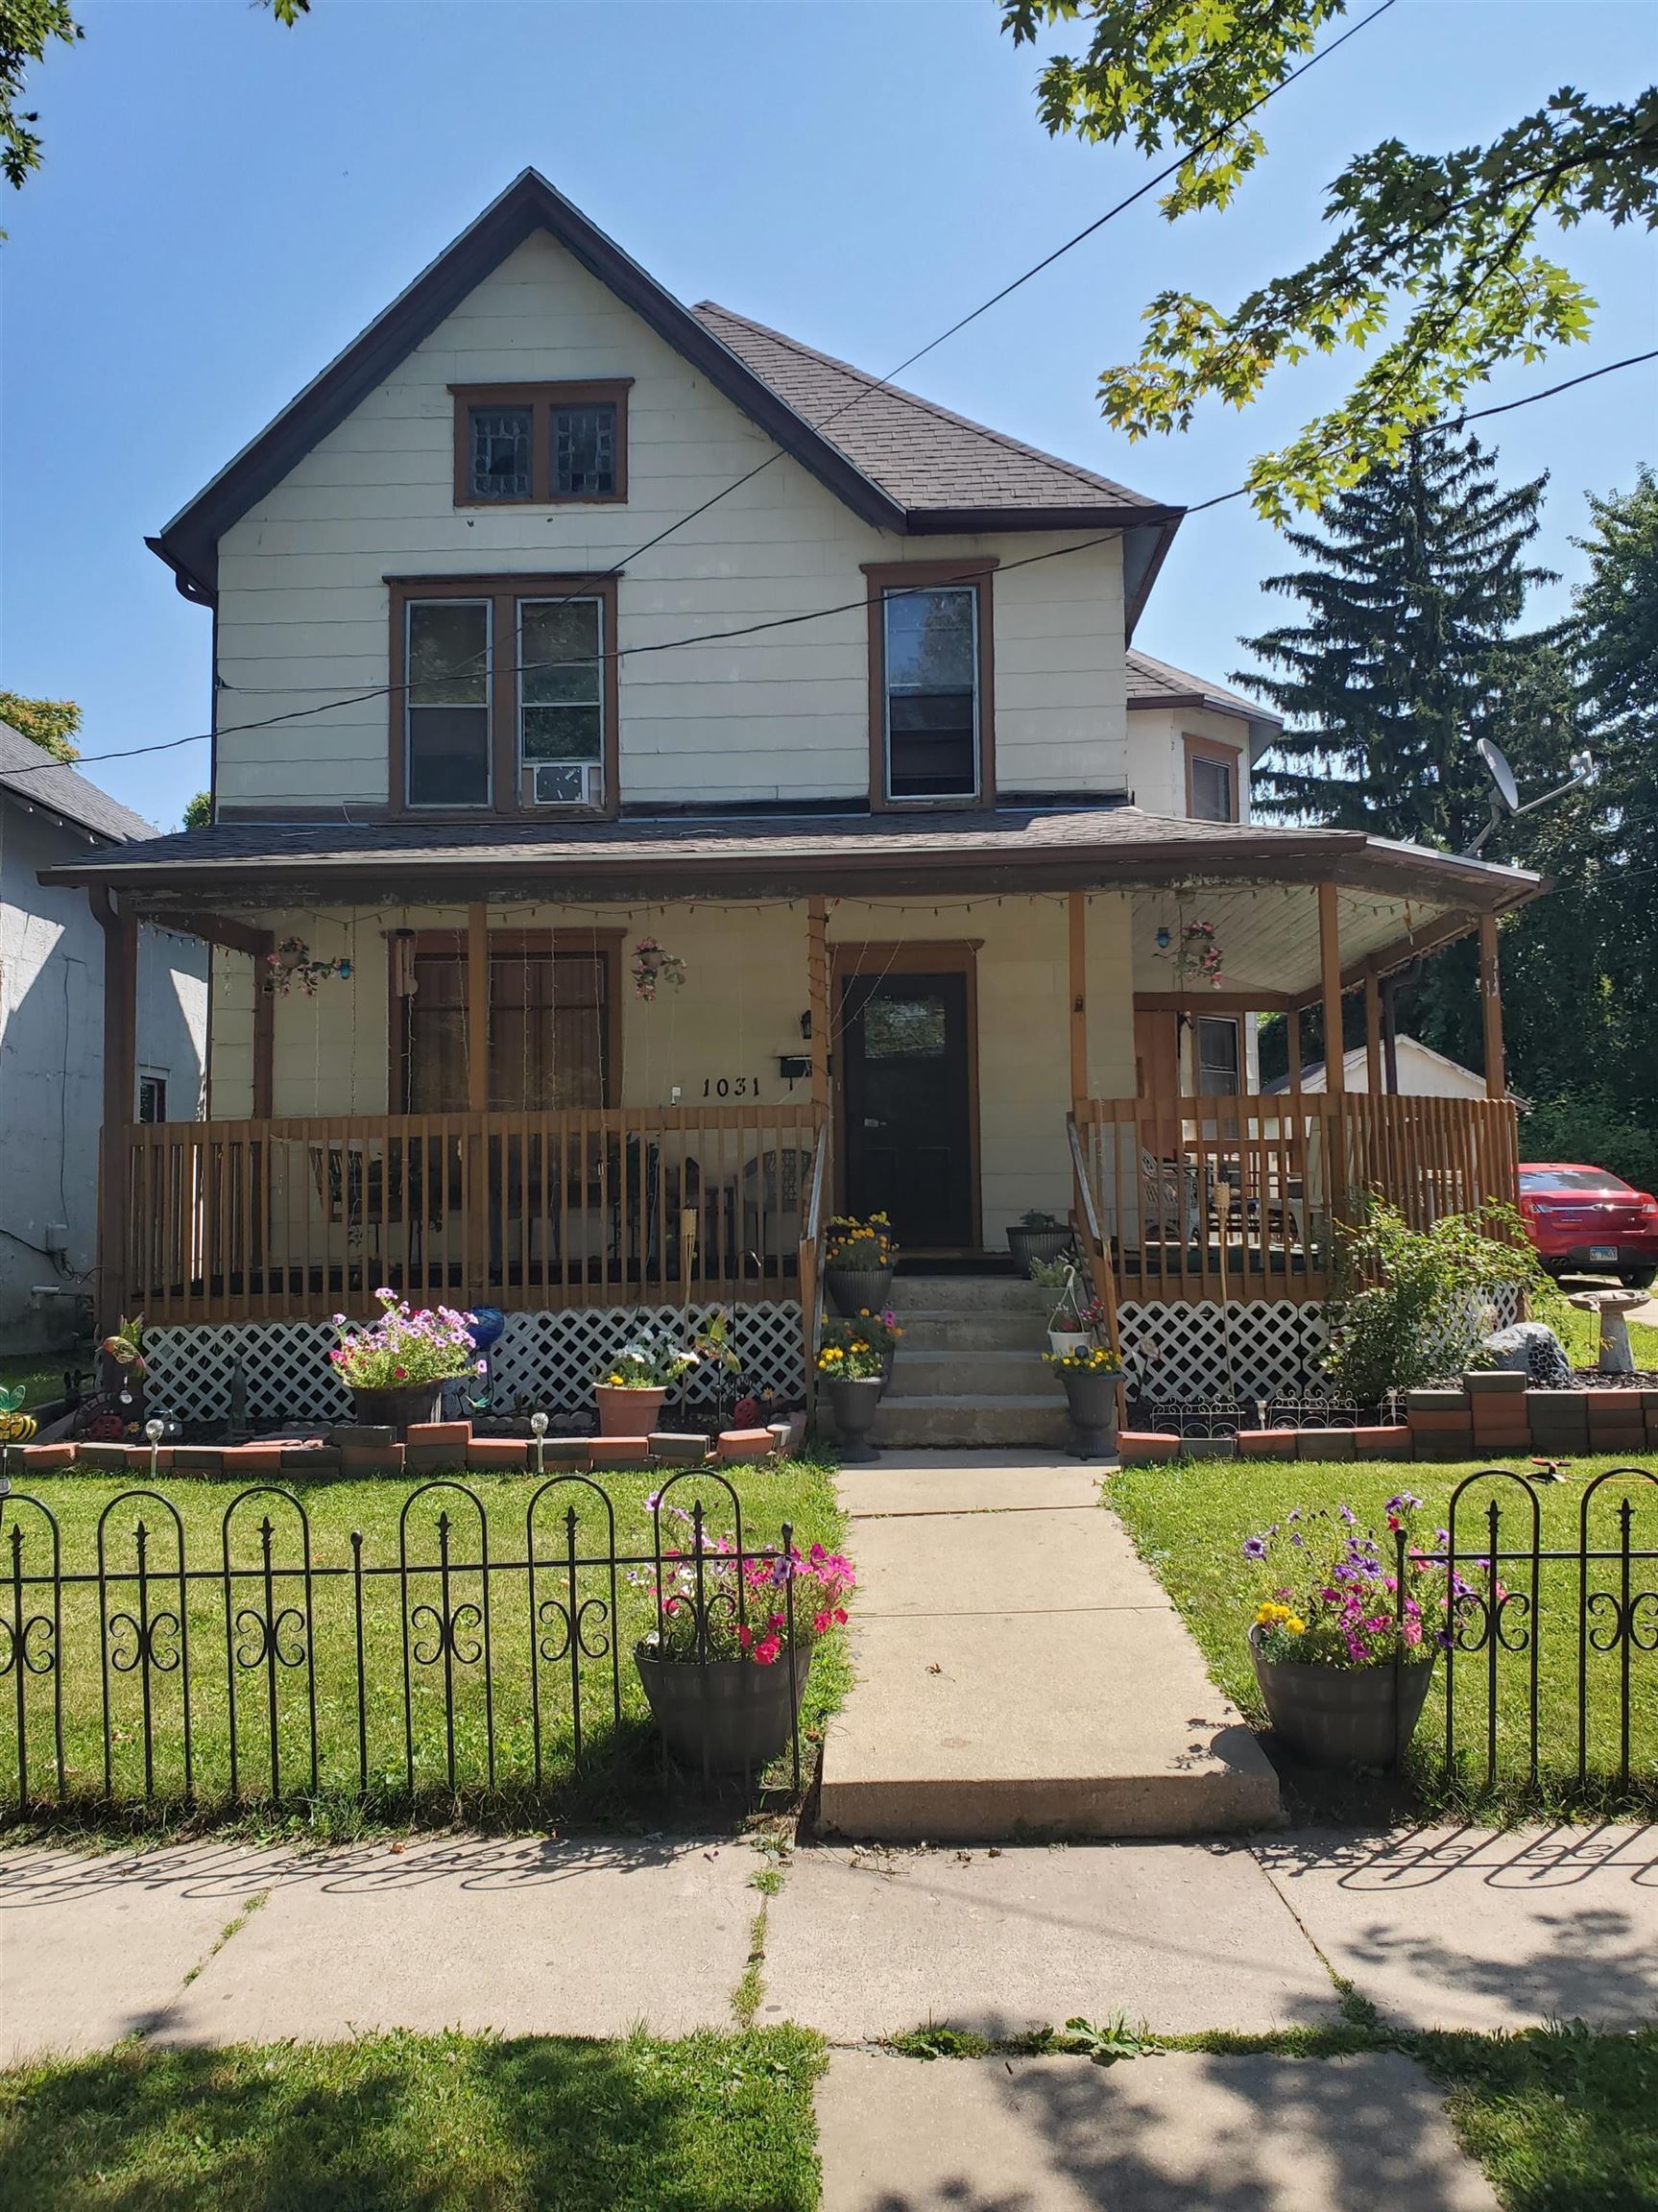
[{"x1": 57, "y1": 806, "x2": 1539, "y2": 1413}]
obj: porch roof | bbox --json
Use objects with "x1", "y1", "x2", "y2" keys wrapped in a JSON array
[{"x1": 39, "y1": 805, "x2": 1541, "y2": 924}]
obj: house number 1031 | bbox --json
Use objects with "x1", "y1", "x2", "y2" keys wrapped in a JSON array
[{"x1": 703, "y1": 1077, "x2": 762, "y2": 1098}]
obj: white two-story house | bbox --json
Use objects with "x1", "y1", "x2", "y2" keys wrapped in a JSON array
[{"x1": 45, "y1": 171, "x2": 1540, "y2": 1427}]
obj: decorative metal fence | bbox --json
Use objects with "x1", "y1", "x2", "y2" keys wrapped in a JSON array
[
  {"x1": 0, "y1": 1471, "x2": 807, "y2": 1815},
  {"x1": 1389, "y1": 1467, "x2": 1658, "y2": 1794},
  {"x1": 1135, "y1": 1394, "x2": 1386, "y2": 1440}
]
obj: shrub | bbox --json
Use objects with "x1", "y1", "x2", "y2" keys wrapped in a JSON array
[
  {"x1": 1519, "y1": 1088, "x2": 1658, "y2": 1194},
  {"x1": 1322, "y1": 1201, "x2": 1557, "y2": 1403}
]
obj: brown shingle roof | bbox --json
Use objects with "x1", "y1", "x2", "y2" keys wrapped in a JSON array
[
  {"x1": 694, "y1": 303, "x2": 1166, "y2": 520},
  {"x1": 0, "y1": 722, "x2": 157, "y2": 843},
  {"x1": 1125, "y1": 649, "x2": 1282, "y2": 731}
]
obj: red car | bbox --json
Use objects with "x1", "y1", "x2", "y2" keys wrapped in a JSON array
[{"x1": 1518, "y1": 1163, "x2": 1658, "y2": 1289}]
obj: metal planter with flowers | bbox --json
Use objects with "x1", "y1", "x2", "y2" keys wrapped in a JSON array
[
  {"x1": 823, "y1": 1213, "x2": 895, "y2": 1317},
  {"x1": 1043, "y1": 1341, "x2": 1123, "y2": 1458},
  {"x1": 632, "y1": 1485, "x2": 856, "y2": 1774},
  {"x1": 816, "y1": 1334, "x2": 883, "y2": 1461},
  {"x1": 1240, "y1": 1496, "x2": 1465, "y2": 1770},
  {"x1": 328, "y1": 1289, "x2": 486, "y2": 1435}
]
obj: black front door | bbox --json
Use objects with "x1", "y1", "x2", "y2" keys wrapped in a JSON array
[{"x1": 840, "y1": 970, "x2": 973, "y2": 1249}]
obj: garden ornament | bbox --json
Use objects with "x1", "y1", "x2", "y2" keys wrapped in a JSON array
[{"x1": 1565, "y1": 1286, "x2": 1647, "y2": 1375}]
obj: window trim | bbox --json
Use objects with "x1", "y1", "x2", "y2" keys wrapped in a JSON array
[
  {"x1": 387, "y1": 573, "x2": 621, "y2": 820},
  {"x1": 1183, "y1": 732, "x2": 1243, "y2": 823},
  {"x1": 391, "y1": 926, "x2": 625, "y2": 1113},
  {"x1": 449, "y1": 381, "x2": 633, "y2": 507},
  {"x1": 862, "y1": 560, "x2": 997, "y2": 811},
  {"x1": 137, "y1": 1070, "x2": 169, "y2": 1124}
]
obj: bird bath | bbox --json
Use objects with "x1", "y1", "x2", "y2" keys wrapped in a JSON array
[{"x1": 1566, "y1": 1286, "x2": 1648, "y2": 1375}]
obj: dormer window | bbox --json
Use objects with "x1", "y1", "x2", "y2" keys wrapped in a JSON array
[
  {"x1": 451, "y1": 382, "x2": 631, "y2": 506},
  {"x1": 863, "y1": 560, "x2": 997, "y2": 809},
  {"x1": 1185, "y1": 733, "x2": 1243, "y2": 822}
]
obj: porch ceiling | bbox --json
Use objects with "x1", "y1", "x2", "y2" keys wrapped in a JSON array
[
  {"x1": 1129, "y1": 878, "x2": 1493, "y2": 1002},
  {"x1": 39, "y1": 805, "x2": 1543, "y2": 928}
]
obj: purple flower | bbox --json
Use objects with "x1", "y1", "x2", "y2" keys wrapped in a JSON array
[
  {"x1": 1242, "y1": 1534, "x2": 1269, "y2": 1561},
  {"x1": 1339, "y1": 1505, "x2": 1358, "y2": 1527}
]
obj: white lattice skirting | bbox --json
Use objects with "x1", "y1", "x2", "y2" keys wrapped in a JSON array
[
  {"x1": 144, "y1": 1304, "x2": 805, "y2": 1428},
  {"x1": 1115, "y1": 1286, "x2": 1521, "y2": 1402}
]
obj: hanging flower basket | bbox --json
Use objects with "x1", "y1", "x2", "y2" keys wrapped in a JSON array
[
  {"x1": 631, "y1": 937, "x2": 687, "y2": 1001},
  {"x1": 263, "y1": 936, "x2": 353, "y2": 997}
]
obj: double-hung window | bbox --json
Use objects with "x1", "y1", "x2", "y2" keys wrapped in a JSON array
[
  {"x1": 395, "y1": 577, "x2": 616, "y2": 815},
  {"x1": 1185, "y1": 736, "x2": 1242, "y2": 822},
  {"x1": 866, "y1": 562, "x2": 994, "y2": 806}
]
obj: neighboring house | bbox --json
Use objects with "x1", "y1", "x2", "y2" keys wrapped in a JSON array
[
  {"x1": 1264, "y1": 1035, "x2": 1491, "y2": 1100},
  {"x1": 0, "y1": 724, "x2": 206, "y2": 1353},
  {"x1": 40, "y1": 172, "x2": 1541, "y2": 1420}
]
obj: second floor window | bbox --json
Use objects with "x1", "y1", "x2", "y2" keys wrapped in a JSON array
[
  {"x1": 395, "y1": 576, "x2": 616, "y2": 815},
  {"x1": 1186, "y1": 738, "x2": 1240, "y2": 822},
  {"x1": 871, "y1": 569, "x2": 994, "y2": 804}
]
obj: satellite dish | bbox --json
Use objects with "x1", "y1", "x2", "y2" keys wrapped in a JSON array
[{"x1": 1477, "y1": 736, "x2": 1521, "y2": 813}]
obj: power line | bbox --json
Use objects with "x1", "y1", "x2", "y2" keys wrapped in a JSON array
[{"x1": 9, "y1": 337, "x2": 1646, "y2": 782}]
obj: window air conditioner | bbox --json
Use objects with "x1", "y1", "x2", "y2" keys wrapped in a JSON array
[{"x1": 525, "y1": 761, "x2": 603, "y2": 807}]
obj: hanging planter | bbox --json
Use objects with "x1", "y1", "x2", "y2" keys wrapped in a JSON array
[
  {"x1": 1154, "y1": 919, "x2": 1225, "y2": 990},
  {"x1": 631, "y1": 936, "x2": 687, "y2": 1001},
  {"x1": 263, "y1": 936, "x2": 354, "y2": 998}
]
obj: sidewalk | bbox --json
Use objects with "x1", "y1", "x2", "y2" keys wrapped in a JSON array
[{"x1": 5, "y1": 1823, "x2": 1655, "y2": 2205}]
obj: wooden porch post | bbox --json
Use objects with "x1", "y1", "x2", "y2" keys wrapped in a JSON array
[
  {"x1": 1317, "y1": 884, "x2": 1345, "y2": 1094},
  {"x1": 1068, "y1": 890, "x2": 1088, "y2": 1108},
  {"x1": 91, "y1": 889, "x2": 137, "y2": 1334},
  {"x1": 1286, "y1": 1006, "x2": 1303, "y2": 1102},
  {"x1": 1363, "y1": 974, "x2": 1382, "y2": 1095},
  {"x1": 252, "y1": 932, "x2": 276, "y2": 1118},
  {"x1": 806, "y1": 897, "x2": 829, "y2": 1110},
  {"x1": 1478, "y1": 912, "x2": 1505, "y2": 1098},
  {"x1": 466, "y1": 902, "x2": 490, "y2": 1112}
]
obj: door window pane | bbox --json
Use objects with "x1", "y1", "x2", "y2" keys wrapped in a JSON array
[
  {"x1": 1189, "y1": 753, "x2": 1235, "y2": 822},
  {"x1": 861, "y1": 995, "x2": 948, "y2": 1059},
  {"x1": 552, "y1": 404, "x2": 617, "y2": 495},
  {"x1": 1195, "y1": 1016, "x2": 1241, "y2": 1096},
  {"x1": 885, "y1": 587, "x2": 978, "y2": 799},
  {"x1": 407, "y1": 601, "x2": 490, "y2": 806},
  {"x1": 468, "y1": 406, "x2": 533, "y2": 499}
]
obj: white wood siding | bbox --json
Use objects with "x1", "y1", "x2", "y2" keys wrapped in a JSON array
[{"x1": 214, "y1": 231, "x2": 1136, "y2": 808}]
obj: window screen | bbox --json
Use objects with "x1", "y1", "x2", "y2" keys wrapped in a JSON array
[
  {"x1": 884, "y1": 587, "x2": 978, "y2": 799},
  {"x1": 407, "y1": 601, "x2": 491, "y2": 805},
  {"x1": 1195, "y1": 1016, "x2": 1241, "y2": 1096},
  {"x1": 518, "y1": 599, "x2": 604, "y2": 782}
]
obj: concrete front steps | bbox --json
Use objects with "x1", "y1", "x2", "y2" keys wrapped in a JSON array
[{"x1": 875, "y1": 1274, "x2": 1070, "y2": 1451}]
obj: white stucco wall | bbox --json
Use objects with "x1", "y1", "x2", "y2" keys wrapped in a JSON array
[
  {"x1": 212, "y1": 230, "x2": 1137, "y2": 810},
  {"x1": 0, "y1": 803, "x2": 207, "y2": 1348}
]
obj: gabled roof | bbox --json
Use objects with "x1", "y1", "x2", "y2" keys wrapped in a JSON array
[
  {"x1": 0, "y1": 723, "x2": 156, "y2": 844},
  {"x1": 1125, "y1": 649, "x2": 1282, "y2": 744},
  {"x1": 693, "y1": 302, "x2": 1172, "y2": 528},
  {"x1": 150, "y1": 170, "x2": 1180, "y2": 605}
]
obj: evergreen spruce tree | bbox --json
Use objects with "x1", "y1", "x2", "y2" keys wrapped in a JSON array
[{"x1": 1236, "y1": 429, "x2": 1553, "y2": 852}]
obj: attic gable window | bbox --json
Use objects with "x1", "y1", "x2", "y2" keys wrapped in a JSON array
[{"x1": 451, "y1": 381, "x2": 632, "y2": 507}]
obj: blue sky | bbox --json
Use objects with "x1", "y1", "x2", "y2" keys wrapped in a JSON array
[{"x1": 2, "y1": 0, "x2": 1652, "y2": 830}]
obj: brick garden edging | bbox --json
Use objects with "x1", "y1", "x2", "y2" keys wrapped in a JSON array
[
  {"x1": 1118, "y1": 1369, "x2": 1658, "y2": 1465},
  {"x1": 5, "y1": 1416, "x2": 807, "y2": 1480}
]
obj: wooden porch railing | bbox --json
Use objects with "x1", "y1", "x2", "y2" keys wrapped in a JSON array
[
  {"x1": 125, "y1": 1105, "x2": 828, "y2": 1325},
  {"x1": 1072, "y1": 1092, "x2": 1521, "y2": 1305}
]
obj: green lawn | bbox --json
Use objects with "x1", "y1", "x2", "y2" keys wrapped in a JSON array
[
  {"x1": 0, "y1": 1351, "x2": 87, "y2": 1412},
  {"x1": 0, "y1": 1459, "x2": 848, "y2": 1837},
  {"x1": 1109, "y1": 1455, "x2": 1658, "y2": 1816},
  {"x1": 0, "y1": 2029, "x2": 824, "y2": 2212},
  {"x1": 1428, "y1": 2023, "x2": 1658, "y2": 2212}
]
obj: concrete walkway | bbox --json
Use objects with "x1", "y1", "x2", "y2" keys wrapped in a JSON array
[
  {"x1": 8, "y1": 1825, "x2": 1656, "y2": 2206},
  {"x1": 819, "y1": 1452, "x2": 1280, "y2": 1840}
]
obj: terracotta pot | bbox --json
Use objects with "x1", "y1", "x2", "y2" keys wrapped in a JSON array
[
  {"x1": 635, "y1": 1639, "x2": 814, "y2": 1774},
  {"x1": 348, "y1": 1382, "x2": 444, "y2": 1436},
  {"x1": 1250, "y1": 1626, "x2": 1436, "y2": 1771},
  {"x1": 825, "y1": 1266, "x2": 893, "y2": 1318},
  {"x1": 595, "y1": 1383, "x2": 667, "y2": 1437},
  {"x1": 826, "y1": 1375, "x2": 882, "y2": 1463}
]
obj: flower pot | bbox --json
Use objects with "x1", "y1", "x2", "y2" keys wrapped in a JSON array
[
  {"x1": 826, "y1": 1375, "x2": 882, "y2": 1463},
  {"x1": 1249, "y1": 1627, "x2": 1436, "y2": 1771},
  {"x1": 1057, "y1": 1368, "x2": 1118, "y2": 1459},
  {"x1": 1008, "y1": 1224, "x2": 1071, "y2": 1274},
  {"x1": 348, "y1": 1382, "x2": 444, "y2": 1436},
  {"x1": 1047, "y1": 1330, "x2": 1093, "y2": 1358},
  {"x1": 879, "y1": 1345, "x2": 896, "y2": 1397},
  {"x1": 635, "y1": 1639, "x2": 814, "y2": 1774},
  {"x1": 825, "y1": 1266, "x2": 893, "y2": 1318},
  {"x1": 594, "y1": 1383, "x2": 667, "y2": 1437}
]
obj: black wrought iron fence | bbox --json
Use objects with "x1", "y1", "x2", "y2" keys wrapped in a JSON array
[
  {"x1": 1390, "y1": 1467, "x2": 1658, "y2": 1794},
  {"x1": 0, "y1": 1471, "x2": 806, "y2": 1816}
]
